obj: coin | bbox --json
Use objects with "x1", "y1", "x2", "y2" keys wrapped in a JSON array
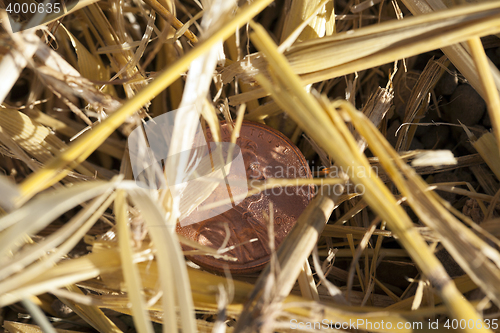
[{"x1": 176, "y1": 121, "x2": 313, "y2": 274}]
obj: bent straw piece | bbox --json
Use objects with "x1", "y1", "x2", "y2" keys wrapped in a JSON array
[
  {"x1": 248, "y1": 21, "x2": 492, "y2": 333},
  {"x1": 115, "y1": 190, "x2": 155, "y2": 333},
  {"x1": 17, "y1": 0, "x2": 274, "y2": 204},
  {"x1": 127, "y1": 188, "x2": 195, "y2": 333}
]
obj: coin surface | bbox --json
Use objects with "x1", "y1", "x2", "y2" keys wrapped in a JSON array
[{"x1": 176, "y1": 121, "x2": 313, "y2": 273}]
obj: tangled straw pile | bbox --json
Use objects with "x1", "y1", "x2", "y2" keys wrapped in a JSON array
[{"x1": 1, "y1": 0, "x2": 500, "y2": 332}]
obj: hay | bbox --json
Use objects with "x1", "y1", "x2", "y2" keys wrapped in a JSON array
[{"x1": 1, "y1": 0, "x2": 500, "y2": 332}]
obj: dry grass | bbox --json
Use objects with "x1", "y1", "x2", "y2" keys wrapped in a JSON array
[{"x1": 1, "y1": 0, "x2": 500, "y2": 332}]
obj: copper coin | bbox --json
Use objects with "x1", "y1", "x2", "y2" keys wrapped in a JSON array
[{"x1": 176, "y1": 121, "x2": 313, "y2": 273}]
